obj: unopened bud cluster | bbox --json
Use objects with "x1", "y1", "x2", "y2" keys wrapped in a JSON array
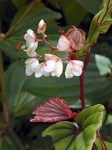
[{"x1": 23, "y1": 19, "x2": 86, "y2": 78}]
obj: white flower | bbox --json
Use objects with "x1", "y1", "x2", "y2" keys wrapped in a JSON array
[
  {"x1": 35, "y1": 54, "x2": 63, "y2": 78},
  {"x1": 24, "y1": 29, "x2": 38, "y2": 57},
  {"x1": 37, "y1": 19, "x2": 46, "y2": 34},
  {"x1": 57, "y1": 35, "x2": 72, "y2": 52},
  {"x1": 65, "y1": 60, "x2": 84, "y2": 78},
  {"x1": 24, "y1": 29, "x2": 37, "y2": 46},
  {"x1": 24, "y1": 42, "x2": 38, "y2": 57},
  {"x1": 25, "y1": 58, "x2": 39, "y2": 76}
]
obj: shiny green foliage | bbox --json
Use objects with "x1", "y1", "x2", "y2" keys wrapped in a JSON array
[{"x1": 43, "y1": 104, "x2": 104, "y2": 150}]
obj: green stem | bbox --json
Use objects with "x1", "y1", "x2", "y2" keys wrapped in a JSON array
[
  {"x1": 3, "y1": 0, "x2": 40, "y2": 39},
  {"x1": 0, "y1": 50, "x2": 10, "y2": 123}
]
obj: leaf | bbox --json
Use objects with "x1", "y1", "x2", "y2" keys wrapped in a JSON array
[
  {"x1": 5, "y1": 61, "x2": 36, "y2": 116},
  {"x1": 23, "y1": 54, "x2": 112, "y2": 105},
  {"x1": 77, "y1": 104, "x2": 104, "y2": 128},
  {"x1": 76, "y1": 0, "x2": 112, "y2": 57},
  {"x1": 0, "y1": 136, "x2": 16, "y2": 150},
  {"x1": 88, "y1": 0, "x2": 112, "y2": 43},
  {"x1": 76, "y1": 0, "x2": 102, "y2": 14},
  {"x1": 95, "y1": 54, "x2": 112, "y2": 75},
  {"x1": 42, "y1": 104, "x2": 104, "y2": 150},
  {"x1": 11, "y1": 0, "x2": 27, "y2": 9},
  {"x1": 30, "y1": 97, "x2": 77, "y2": 122},
  {"x1": 59, "y1": 0, "x2": 88, "y2": 26},
  {"x1": 42, "y1": 121, "x2": 78, "y2": 150}
]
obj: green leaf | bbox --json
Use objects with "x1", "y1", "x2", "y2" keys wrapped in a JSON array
[
  {"x1": 11, "y1": 0, "x2": 27, "y2": 9},
  {"x1": 88, "y1": 0, "x2": 112, "y2": 43},
  {"x1": 42, "y1": 121, "x2": 78, "y2": 150},
  {"x1": 0, "y1": 136, "x2": 16, "y2": 150},
  {"x1": 77, "y1": 104, "x2": 104, "y2": 128},
  {"x1": 42, "y1": 105, "x2": 104, "y2": 150},
  {"x1": 11, "y1": 3, "x2": 61, "y2": 36},
  {"x1": 59, "y1": 0, "x2": 88, "y2": 26},
  {"x1": 95, "y1": 54, "x2": 112, "y2": 75},
  {"x1": 76, "y1": 0, "x2": 112, "y2": 57},
  {"x1": 5, "y1": 61, "x2": 36, "y2": 116},
  {"x1": 76, "y1": 0, "x2": 102, "y2": 14}
]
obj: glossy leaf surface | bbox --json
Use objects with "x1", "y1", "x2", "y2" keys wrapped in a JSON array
[{"x1": 43, "y1": 104, "x2": 104, "y2": 150}]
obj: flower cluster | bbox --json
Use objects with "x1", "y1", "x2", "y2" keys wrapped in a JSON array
[{"x1": 23, "y1": 19, "x2": 86, "y2": 78}]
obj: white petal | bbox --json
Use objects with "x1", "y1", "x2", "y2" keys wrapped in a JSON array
[
  {"x1": 65, "y1": 62, "x2": 72, "y2": 78},
  {"x1": 54, "y1": 60, "x2": 63, "y2": 77},
  {"x1": 25, "y1": 58, "x2": 38, "y2": 64},
  {"x1": 57, "y1": 35, "x2": 71, "y2": 52},
  {"x1": 25, "y1": 65, "x2": 33, "y2": 76},
  {"x1": 35, "y1": 71, "x2": 43, "y2": 78},
  {"x1": 26, "y1": 50, "x2": 37, "y2": 57},
  {"x1": 44, "y1": 54, "x2": 58, "y2": 61},
  {"x1": 29, "y1": 42, "x2": 38, "y2": 51},
  {"x1": 72, "y1": 60, "x2": 84, "y2": 68},
  {"x1": 27, "y1": 29, "x2": 35, "y2": 38},
  {"x1": 32, "y1": 61, "x2": 39, "y2": 72},
  {"x1": 38, "y1": 19, "x2": 44, "y2": 29},
  {"x1": 72, "y1": 66, "x2": 82, "y2": 76},
  {"x1": 43, "y1": 60, "x2": 56, "y2": 72}
]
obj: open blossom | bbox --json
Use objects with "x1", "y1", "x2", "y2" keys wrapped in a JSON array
[
  {"x1": 24, "y1": 29, "x2": 38, "y2": 57},
  {"x1": 65, "y1": 60, "x2": 84, "y2": 78},
  {"x1": 25, "y1": 58, "x2": 39, "y2": 76},
  {"x1": 37, "y1": 19, "x2": 46, "y2": 34},
  {"x1": 35, "y1": 54, "x2": 63, "y2": 78}
]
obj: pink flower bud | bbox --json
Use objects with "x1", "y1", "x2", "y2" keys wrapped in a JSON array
[
  {"x1": 37, "y1": 19, "x2": 46, "y2": 34},
  {"x1": 65, "y1": 60, "x2": 84, "y2": 78},
  {"x1": 57, "y1": 35, "x2": 72, "y2": 52}
]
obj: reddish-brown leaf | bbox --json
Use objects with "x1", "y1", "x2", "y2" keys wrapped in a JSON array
[{"x1": 30, "y1": 97, "x2": 77, "y2": 122}]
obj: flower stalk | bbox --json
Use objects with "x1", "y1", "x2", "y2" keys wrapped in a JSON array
[{"x1": 79, "y1": 52, "x2": 90, "y2": 110}]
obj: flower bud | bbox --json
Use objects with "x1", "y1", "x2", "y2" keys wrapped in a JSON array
[
  {"x1": 65, "y1": 26, "x2": 86, "y2": 50},
  {"x1": 37, "y1": 19, "x2": 46, "y2": 34}
]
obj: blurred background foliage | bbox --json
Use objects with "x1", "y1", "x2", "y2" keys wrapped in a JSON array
[{"x1": 0, "y1": 0, "x2": 112, "y2": 149}]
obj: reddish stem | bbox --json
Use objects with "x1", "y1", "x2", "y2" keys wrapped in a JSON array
[
  {"x1": 92, "y1": 143, "x2": 98, "y2": 150},
  {"x1": 97, "y1": 131, "x2": 107, "y2": 150},
  {"x1": 42, "y1": 34, "x2": 57, "y2": 50},
  {"x1": 79, "y1": 75, "x2": 85, "y2": 109},
  {"x1": 79, "y1": 52, "x2": 90, "y2": 110}
]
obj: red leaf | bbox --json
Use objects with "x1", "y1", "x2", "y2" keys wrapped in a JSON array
[{"x1": 30, "y1": 97, "x2": 77, "y2": 122}]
